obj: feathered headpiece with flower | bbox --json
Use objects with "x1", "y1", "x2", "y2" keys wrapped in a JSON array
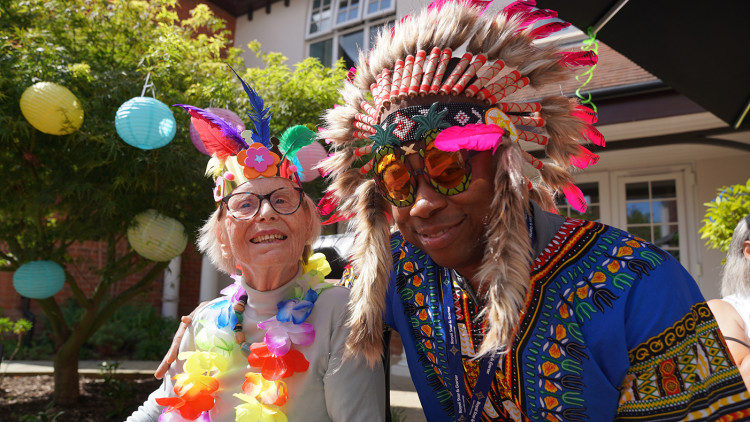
[
  {"x1": 176, "y1": 68, "x2": 318, "y2": 202},
  {"x1": 319, "y1": 0, "x2": 605, "y2": 364}
]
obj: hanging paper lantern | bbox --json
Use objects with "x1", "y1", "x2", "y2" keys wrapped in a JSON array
[
  {"x1": 296, "y1": 142, "x2": 328, "y2": 182},
  {"x1": 189, "y1": 107, "x2": 245, "y2": 155},
  {"x1": 127, "y1": 209, "x2": 188, "y2": 262},
  {"x1": 19, "y1": 82, "x2": 84, "y2": 135},
  {"x1": 13, "y1": 261, "x2": 66, "y2": 300},
  {"x1": 115, "y1": 97, "x2": 176, "y2": 150}
]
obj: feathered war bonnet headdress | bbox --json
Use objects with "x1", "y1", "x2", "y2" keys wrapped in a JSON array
[
  {"x1": 319, "y1": 0, "x2": 605, "y2": 364},
  {"x1": 175, "y1": 67, "x2": 318, "y2": 202}
]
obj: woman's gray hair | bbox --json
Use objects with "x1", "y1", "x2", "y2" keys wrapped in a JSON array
[
  {"x1": 720, "y1": 216, "x2": 750, "y2": 297},
  {"x1": 197, "y1": 195, "x2": 322, "y2": 275}
]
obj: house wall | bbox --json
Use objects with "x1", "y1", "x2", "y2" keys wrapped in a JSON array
[
  {"x1": 694, "y1": 154, "x2": 750, "y2": 300},
  {"x1": 235, "y1": 0, "x2": 309, "y2": 68}
]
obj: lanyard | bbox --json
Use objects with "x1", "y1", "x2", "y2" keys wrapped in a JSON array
[{"x1": 441, "y1": 267, "x2": 501, "y2": 422}]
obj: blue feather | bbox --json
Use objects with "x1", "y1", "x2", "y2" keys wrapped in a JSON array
[{"x1": 229, "y1": 66, "x2": 272, "y2": 148}]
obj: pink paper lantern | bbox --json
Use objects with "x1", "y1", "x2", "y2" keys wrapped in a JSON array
[
  {"x1": 189, "y1": 108, "x2": 245, "y2": 155},
  {"x1": 296, "y1": 142, "x2": 328, "y2": 182}
]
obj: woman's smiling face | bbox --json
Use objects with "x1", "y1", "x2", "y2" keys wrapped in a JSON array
[{"x1": 219, "y1": 177, "x2": 312, "y2": 276}]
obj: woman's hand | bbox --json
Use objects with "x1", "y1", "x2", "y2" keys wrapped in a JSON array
[{"x1": 154, "y1": 301, "x2": 210, "y2": 379}]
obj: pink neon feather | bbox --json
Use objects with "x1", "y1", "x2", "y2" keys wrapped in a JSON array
[
  {"x1": 427, "y1": 0, "x2": 491, "y2": 13},
  {"x1": 572, "y1": 105, "x2": 598, "y2": 124},
  {"x1": 528, "y1": 21, "x2": 571, "y2": 40},
  {"x1": 563, "y1": 183, "x2": 587, "y2": 213},
  {"x1": 503, "y1": 0, "x2": 536, "y2": 20},
  {"x1": 559, "y1": 51, "x2": 599, "y2": 68},
  {"x1": 321, "y1": 211, "x2": 352, "y2": 225},
  {"x1": 317, "y1": 190, "x2": 339, "y2": 216},
  {"x1": 583, "y1": 125, "x2": 605, "y2": 147},
  {"x1": 174, "y1": 104, "x2": 248, "y2": 158},
  {"x1": 433, "y1": 124, "x2": 505, "y2": 152},
  {"x1": 515, "y1": 8, "x2": 557, "y2": 30},
  {"x1": 570, "y1": 145, "x2": 600, "y2": 169}
]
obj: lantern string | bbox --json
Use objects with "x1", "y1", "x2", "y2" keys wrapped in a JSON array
[{"x1": 141, "y1": 72, "x2": 156, "y2": 98}]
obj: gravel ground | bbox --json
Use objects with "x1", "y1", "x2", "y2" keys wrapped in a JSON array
[{"x1": 1, "y1": 374, "x2": 160, "y2": 421}]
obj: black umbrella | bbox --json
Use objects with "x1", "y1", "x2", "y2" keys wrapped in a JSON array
[{"x1": 537, "y1": 0, "x2": 750, "y2": 129}]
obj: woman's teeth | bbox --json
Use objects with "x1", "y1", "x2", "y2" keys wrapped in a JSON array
[{"x1": 250, "y1": 234, "x2": 287, "y2": 244}]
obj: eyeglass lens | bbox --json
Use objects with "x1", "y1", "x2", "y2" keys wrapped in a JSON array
[
  {"x1": 376, "y1": 146, "x2": 470, "y2": 204},
  {"x1": 226, "y1": 188, "x2": 301, "y2": 218}
]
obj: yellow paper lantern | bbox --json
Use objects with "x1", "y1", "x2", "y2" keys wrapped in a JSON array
[
  {"x1": 127, "y1": 209, "x2": 188, "y2": 262},
  {"x1": 20, "y1": 82, "x2": 84, "y2": 135}
]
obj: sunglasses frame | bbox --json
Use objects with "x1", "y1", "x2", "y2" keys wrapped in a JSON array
[{"x1": 373, "y1": 138, "x2": 474, "y2": 207}]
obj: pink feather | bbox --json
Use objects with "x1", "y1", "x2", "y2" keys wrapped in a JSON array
[
  {"x1": 515, "y1": 8, "x2": 557, "y2": 30},
  {"x1": 570, "y1": 145, "x2": 599, "y2": 169},
  {"x1": 563, "y1": 183, "x2": 587, "y2": 213},
  {"x1": 583, "y1": 125, "x2": 605, "y2": 147},
  {"x1": 433, "y1": 124, "x2": 505, "y2": 152},
  {"x1": 428, "y1": 0, "x2": 492, "y2": 13},
  {"x1": 572, "y1": 105, "x2": 598, "y2": 124},
  {"x1": 317, "y1": 190, "x2": 340, "y2": 216},
  {"x1": 528, "y1": 21, "x2": 571, "y2": 40},
  {"x1": 503, "y1": 0, "x2": 536, "y2": 20},
  {"x1": 559, "y1": 51, "x2": 599, "y2": 68}
]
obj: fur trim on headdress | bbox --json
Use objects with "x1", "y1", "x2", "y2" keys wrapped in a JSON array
[
  {"x1": 475, "y1": 142, "x2": 532, "y2": 356},
  {"x1": 344, "y1": 180, "x2": 392, "y2": 365}
]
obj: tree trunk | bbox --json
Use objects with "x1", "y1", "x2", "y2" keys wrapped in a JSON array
[{"x1": 53, "y1": 345, "x2": 80, "y2": 404}]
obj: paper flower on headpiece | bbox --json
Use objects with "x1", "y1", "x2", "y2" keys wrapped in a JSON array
[
  {"x1": 175, "y1": 67, "x2": 323, "y2": 201},
  {"x1": 237, "y1": 144, "x2": 281, "y2": 179}
]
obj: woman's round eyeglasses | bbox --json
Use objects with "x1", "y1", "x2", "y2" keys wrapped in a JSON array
[{"x1": 221, "y1": 187, "x2": 304, "y2": 220}]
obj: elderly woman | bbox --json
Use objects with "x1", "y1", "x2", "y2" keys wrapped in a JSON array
[
  {"x1": 127, "y1": 75, "x2": 384, "y2": 422},
  {"x1": 708, "y1": 215, "x2": 750, "y2": 390}
]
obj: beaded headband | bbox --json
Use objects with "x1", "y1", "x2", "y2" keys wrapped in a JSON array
[
  {"x1": 318, "y1": 0, "x2": 606, "y2": 364},
  {"x1": 176, "y1": 68, "x2": 318, "y2": 202}
]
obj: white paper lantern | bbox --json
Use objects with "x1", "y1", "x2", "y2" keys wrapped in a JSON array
[
  {"x1": 19, "y1": 82, "x2": 84, "y2": 135},
  {"x1": 13, "y1": 261, "x2": 66, "y2": 299},
  {"x1": 296, "y1": 142, "x2": 328, "y2": 182},
  {"x1": 127, "y1": 209, "x2": 188, "y2": 262},
  {"x1": 115, "y1": 97, "x2": 176, "y2": 150},
  {"x1": 189, "y1": 107, "x2": 245, "y2": 155}
]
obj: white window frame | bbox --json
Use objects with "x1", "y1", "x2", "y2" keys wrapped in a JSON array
[
  {"x1": 557, "y1": 171, "x2": 612, "y2": 225},
  {"x1": 332, "y1": 0, "x2": 364, "y2": 29},
  {"x1": 362, "y1": 0, "x2": 396, "y2": 20},
  {"x1": 611, "y1": 165, "x2": 698, "y2": 271},
  {"x1": 306, "y1": 0, "x2": 335, "y2": 39},
  {"x1": 306, "y1": 16, "x2": 394, "y2": 66}
]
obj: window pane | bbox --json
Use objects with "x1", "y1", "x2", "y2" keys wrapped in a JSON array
[
  {"x1": 652, "y1": 199, "x2": 677, "y2": 223},
  {"x1": 654, "y1": 224, "x2": 679, "y2": 248},
  {"x1": 310, "y1": 38, "x2": 333, "y2": 66},
  {"x1": 626, "y1": 202, "x2": 651, "y2": 224},
  {"x1": 338, "y1": 30, "x2": 363, "y2": 69},
  {"x1": 627, "y1": 225, "x2": 652, "y2": 242},
  {"x1": 579, "y1": 182, "x2": 599, "y2": 204},
  {"x1": 651, "y1": 180, "x2": 676, "y2": 198},
  {"x1": 572, "y1": 205, "x2": 599, "y2": 222},
  {"x1": 625, "y1": 182, "x2": 649, "y2": 201}
]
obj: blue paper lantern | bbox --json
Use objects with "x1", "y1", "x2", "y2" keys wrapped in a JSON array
[
  {"x1": 115, "y1": 97, "x2": 176, "y2": 150},
  {"x1": 13, "y1": 261, "x2": 66, "y2": 300}
]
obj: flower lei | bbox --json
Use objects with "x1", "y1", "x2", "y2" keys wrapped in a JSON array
[{"x1": 157, "y1": 253, "x2": 332, "y2": 422}]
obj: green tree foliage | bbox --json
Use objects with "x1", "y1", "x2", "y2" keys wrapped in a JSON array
[
  {"x1": 0, "y1": 0, "x2": 345, "y2": 404},
  {"x1": 700, "y1": 179, "x2": 750, "y2": 253}
]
